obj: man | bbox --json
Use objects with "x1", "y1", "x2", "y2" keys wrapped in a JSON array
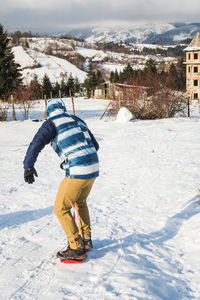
[{"x1": 23, "y1": 98, "x2": 99, "y2": 261}]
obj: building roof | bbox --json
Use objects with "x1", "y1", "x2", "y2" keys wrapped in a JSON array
[{"x1": 184, "y1": 32, "x2": 200, "y2": 51}]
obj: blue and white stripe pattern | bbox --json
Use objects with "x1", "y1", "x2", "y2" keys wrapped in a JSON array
[{"x1": 47, "y1": 99, "x2": 99, "y2": 179}]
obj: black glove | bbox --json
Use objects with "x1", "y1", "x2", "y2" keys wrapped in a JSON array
[{"x1": 24, "y1": 168, "x2": 38, "y2": 184}]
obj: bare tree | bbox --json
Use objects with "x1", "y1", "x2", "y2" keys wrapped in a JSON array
[
  {"x1": 0, "y1": 101, "x2": 10, "y2": 121},
  {"x1": 14, "y1": 86, "x2": 35, "y2": 120}
]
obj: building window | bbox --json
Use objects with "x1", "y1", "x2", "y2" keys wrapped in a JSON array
[
  {"x1": 188, "y1": 53, "x2": 191, "y2": 60},
  {"x1": 188, "y1": 66, "x2": 191, "y2": 72},
  {"x1": 194, "y1": 80, "x2": 198, "y2": 86},
  {"x1": 194, "y1": 66, "x2": 198, "y2": 73},
  {"x1": 194, "y1": 53, "x2": 198, "y2": 59},
  {"x1": 194, "y1": 93, "x2": 198, "y2": 99}
]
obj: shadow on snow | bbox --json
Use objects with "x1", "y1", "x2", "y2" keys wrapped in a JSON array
[
  {"x1": 0, "y1": 206, "x2": 54, "y2": 230},
  {"x1": 1, "y1": 194, "x2": 199, "y2": 298},
  {"x1": 93, "y1": 194, "x2": 200, "y2": 299}
]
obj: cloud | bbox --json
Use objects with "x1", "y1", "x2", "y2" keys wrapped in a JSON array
[
  {"x1": 0, "y1": 0, "x2": 87, "y2": 12},
  {"x1": 0, "y1": 0, "x2": 200, "y2": 32}
]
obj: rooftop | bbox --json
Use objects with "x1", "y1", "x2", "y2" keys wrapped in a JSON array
[{"x1": 184, "y1": 32, "x2": 200, "y2": 51}]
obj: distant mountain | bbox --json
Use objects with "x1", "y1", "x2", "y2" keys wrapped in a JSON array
[{"x1": 65, "y1": 23, "x2": 200, "y2": 45}]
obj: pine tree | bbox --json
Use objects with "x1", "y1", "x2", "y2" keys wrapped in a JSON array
[
  {"x1": 167, "y1": 63, "x2": 179, "y2": 90},
  {"x1": 42, "y1": 74, "x2": 52, "y2": 98},
  {"x1": 119, "y1": 71, "x2": 124, "y2": 83},
  {"x1": 29, "y1": 75, "x2": 42, "y2": 99},
  {"x1": 52, "y1": 81, "x2": 60, "y2": 98},
  {"x1": 122, "y1": 63, "x2": 134, "y2": 82},
  {"x1": 0, "y1": 24, "x2": 22, "y2": 99},
  {"x1": 67, "y1": 73, "x2": 75, "y2": 96},
  {"x1": 177, "y1": 58, "x2": 186, "y2": 90},
  {"x1": 96, "y1": 69, "x2": 103, "y2": 85},
  {"x1": 84, "y1": 63, "x2": 97, "y2": 97},
  {"x1": 110, "y1": 71, "x2": 115, "y2": 83},
  {"x1": 60, "y1": 79, "x2": 67, "y2": 97},
  {"x1": 114, "y1": 69, "x2": 119, "y2": 83},
  {"x1": 74, "y1": 76, "x2": 80, "y2": 95},
  {"x1": 143, "y1": 59, "x2": 157, "y2": 77}
]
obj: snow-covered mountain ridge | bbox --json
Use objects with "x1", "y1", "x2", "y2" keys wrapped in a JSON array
[{"x1": 66, "y1": 22, "x2": 200, "y2": 45}]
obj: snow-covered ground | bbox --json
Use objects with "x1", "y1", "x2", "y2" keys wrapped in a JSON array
[
  {"x1": 1, "y1": 98, "x2": 200, "y2": 299},
  {"x1": 76, "y1": 47, "x2": 108, "y2": 60},
  {"x1": 101, "y1": 63, "x2": 125, "y2": 73}
]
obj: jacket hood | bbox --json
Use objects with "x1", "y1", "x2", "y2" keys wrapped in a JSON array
[{"x1": 46, "y1": 98, "x2": 67, "y2": 118}]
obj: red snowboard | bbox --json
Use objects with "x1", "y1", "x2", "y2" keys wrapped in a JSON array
[{"x1": 60, "y1": 256, "x2": 87, "y2": 264}]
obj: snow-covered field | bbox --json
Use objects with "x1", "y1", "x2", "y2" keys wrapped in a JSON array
[
  {"x1": 1, "y1": 98, "x2": 200, "y2": 299},
  {"x1": 13, "y1": 46, "x2": 87, "y2": 84},
  {"x1": 76, "y1": 47, "x2": 108, "y2": 60}
]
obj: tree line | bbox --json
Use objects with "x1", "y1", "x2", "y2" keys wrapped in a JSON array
[
  {"x1": 109, "y1": 59, "x2": 186, "y2": 91},
  {"x1": 22, "y1": 73, "x2": 82, "y2": 100}
]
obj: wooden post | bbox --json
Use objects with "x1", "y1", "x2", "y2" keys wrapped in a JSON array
[
  {"x1": 71, "y1": 97, "x2": 75, "y2": 115},
  {"x1": 50, "y1": 91, "x2": 53, "y2": 99},
  {"x1": 44, "y1": 94, "x2": 47, "y2": 119},
  {"x1": 11, "y1": 94, "x2": 16, "y2": 121},
  {"x1": 187, "y1": 98, "x2": 190, "y2": 118},
  {"x1": 70, "y1": 90, "x2": 75, "y2": 115},
  {"x1": 100, "y1": 101, "x2": 111, "y2": 120},
  {"x1": 143, "y1": 93, "x2": 146, "y2": 109},
  {"x1": 119, "y1": 97, "x2": 121, "y2": 110}
]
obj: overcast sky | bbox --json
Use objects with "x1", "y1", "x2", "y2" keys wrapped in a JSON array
[{"x1": 1, "y1": 0, "x2": 200, "y2": 33}]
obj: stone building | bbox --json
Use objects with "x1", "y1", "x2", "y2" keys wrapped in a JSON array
[{"x1": 184, "y1": 32, "x2": 200, "y2": 100}]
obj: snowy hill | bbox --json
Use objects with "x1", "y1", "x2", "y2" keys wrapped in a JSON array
[
  {"x1": 1, "y1": 98, "x2": 200, "y2": 299},
  {"x1": 66, "y1": 22, "x2": 200, "y2": 45},
  {"x1": 12, "y1": 29, "x2": 181, "y2": 85},
  {"x1": 12, "y1": 46, "x2": 87, "y2": 84}
]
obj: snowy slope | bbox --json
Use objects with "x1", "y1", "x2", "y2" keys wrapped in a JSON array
[
  {"x1": 12, "y1": 46, "x2": 87, "y2": 84},
  {"x1": 1, "y1": 98, "x2": 200, "y2": 299},
  {"x1": 101, "y1": 63, "x2": 126, "y2": 73},
  {"x1": 12, "y1": 46, "x2": 36, "y2": 69},
  {"x1": 76, "y1": 47, "x2": 107, "y2": 59},
  {"x1": 25, "y1": 37, "x2": 73, "y2": 52}
]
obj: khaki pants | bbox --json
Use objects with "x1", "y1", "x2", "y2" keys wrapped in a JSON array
[{"x1": 54, "y1": 177, "x2": 95, "y2": 249}]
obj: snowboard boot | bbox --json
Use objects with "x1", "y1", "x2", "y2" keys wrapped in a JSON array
[
  {"x1": 83, "y1": 237, "x2": 93, "y2": 251},
  {"x1": 57, "y1": 245, "x2": 87, "y2": 261}
]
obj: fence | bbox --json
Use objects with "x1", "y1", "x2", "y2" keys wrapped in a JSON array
[{"x1": 0, "y1": 91, "x2": 77, "y2": 121}]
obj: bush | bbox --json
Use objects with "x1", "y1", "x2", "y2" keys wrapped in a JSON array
[
  {"x1": 0, "y1": 101, "x2": 9, "y2": 121},
  {"x1": 109, "y1": 81, "x2": 187, "y2": 120},
  {"x1": 13, "y1": 86, "x2": 36, "y2": 119}
]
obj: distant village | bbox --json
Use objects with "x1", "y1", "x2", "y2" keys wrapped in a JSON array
[{"x1": 0, "y1": 25, "x2": 200, "y2": 121}]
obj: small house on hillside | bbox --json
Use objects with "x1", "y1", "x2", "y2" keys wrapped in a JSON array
[
  {"x1": 184, "y1": 32, "x2": 200, "y2": 101},
  {"x1": 94, "y1": 81, "x2": 112, "y2": 99},
  {"x1": 94, "y1": 81, "x2": 151, "y2": 101}
]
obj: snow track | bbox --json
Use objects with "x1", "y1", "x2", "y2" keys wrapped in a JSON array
[
  {"x1": 0, "y1": 98, "x2": 200, "y2": 299},
  {"x1": 0, "y1": 211, "x2": 57, "y2": 299}
]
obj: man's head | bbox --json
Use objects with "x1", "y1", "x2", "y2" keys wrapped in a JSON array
[{"x1": 46, "y1": 98, "x2": 67, "y2": 118}]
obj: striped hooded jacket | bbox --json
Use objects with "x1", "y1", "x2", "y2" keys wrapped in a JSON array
[{"x1": 23, "y1": 99, "x2": 99, "y2": 179}]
